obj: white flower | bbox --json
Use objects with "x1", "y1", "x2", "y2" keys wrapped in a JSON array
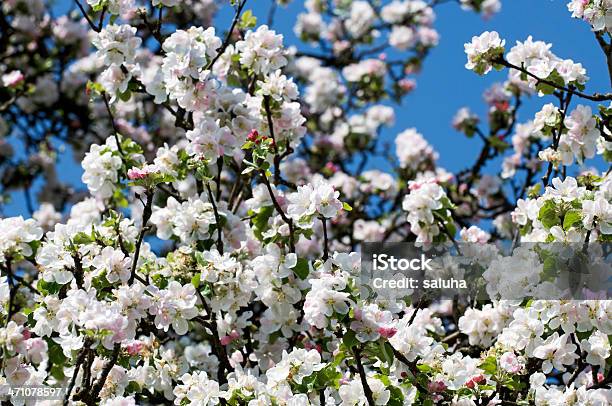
[
  {"x1": 81, "y1": 137, "x2": 123, "y2": 199},
  {"x1": 92, "y1": 246, "x2": 132, "y2": 284},
  {"x1": 173, "y1": 371, "x2": 221, "y2": 405},
  {"x1": 464, "y1": 31, "x2": 505, "y2": 75},
  {"x1": 390, "y1": 316, "x2": 434, "y2": 361},
  {"x1": 186, "y1": 115, "x2": 238, "y2": 160},
  {"x1": 142, "y1": 66, "x2": 167, "y2": 104},
  {"x1": 162, "y1": 26, "x2": 221, "y2": 79},
  {"x1": 147, "y1": 281, "x2": 198, "y2": 335},
  {"x1": 53, "y1": 333, "x2": 84, "y2": 359},
  {"x1": 395, "y1": 128, "x2": 437, "y2": 170},
  {"x1": 389, "y1": 26, "x2": 416, "y2": 50},
  {"x1": 92, "y1": 24, "x2": 141, "y2": 65},
  {"x1": 339, "y1": 379, "x2": 366, "y2": 406},
  {"x1": 304, "y1": 276, "x2": 351, "y2": 329},
  {"x1": 544, "y1": 177, "x2": 586, "y2": 202},
  {"x1": 561, "y1": 105, "x2": 599, "y2": 164},
  {"x1": 582, "y1": 196, "x2": 612, "y2": 233},
  {"x1": 580, "y1": 331, "x2": 610, "y2": 369},
  {"x1": 266, "y1": 349, "x2": 324, "y2": 386},
  {"x1": 0, "y1": 216, "x2": 44, "y2": 262},
  {"x1": 533, "y1": 103, "x2": 560, "y2": 132},
  {"x1": 287, "y1": 184, "x2": 315, "y2": 221},
  {"x1": 236, "y1": 25, "x2": 287, "y2": 75},
  {"x1": 101, "y1": 396, "x2": 136, "y2": 406},
  {"x1": 33, "y1": 203, "x2": 62, "y2": 230},
  {"x1": 312, "y1": 179, "x2": 343, "y2": 218},
  {"x1": 346, "y1": 1, "x2": 376, "y2": 38},
  {"x1": 151, "y1": 196, "x2": 216, "y2": 243},
  {"x1": 342, "y1": 59, "x2": 386, "y2": 82},
  {"x1": 499, "y1": 352, "x2": 524, "y2": 374},
  {"x1": 87, "y1": 0, "x2": 134, "y2": 16},
  {"x1": 402, "y1": 181, "x2": 447, "y2": 243},
  {"x1": 458, "y1": 304, "x2": 504, "y2": 346},
  {"x1": 99, "y1": 64, "x2": 134, "y2": 102},
  {"x1": 257, "y1": 70, "x2": 298, "y2": 101},
  {"x1": 532, "y1": 332, "x2": 579, "y2": 373},
  {"x1": 294, "y1": 12, "x2": 325, "y2": 42}
]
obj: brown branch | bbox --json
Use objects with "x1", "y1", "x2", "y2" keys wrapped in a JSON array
[
  {"x1": 206, "y1": 0, "x2": 248, "y2": 70},
  {"x1": 352, "y1": 347, "x2": 375, "y2": 406},
  {"x1": 259, "y1": 170, "x2": 295, "y2": 252},
  {"x1": 206, "y1": 182, "x2": 224, "y2": 255},
  {"x1": 498, "y1": 58, "x2": 612, "y2": 102},
  {"x1": 128, "y1": 189, "x2": 154, "y2": 284}
]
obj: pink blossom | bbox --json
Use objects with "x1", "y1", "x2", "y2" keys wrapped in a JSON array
[
  {"x1": 377, "y1": 326, "x2": 398, "y2": 338},
  {"x1": 125, "y1": 341, "x2": 145, "y2": 356},
  {"x1": 398, "y1": 79, "x2": 416, "y2": 92},
  {"x1": 428, "y1": 381, "x2": 447, "y2": 393},
  {"x1": 220, "y1": 330, "x2": 240, "y2": 345},
  {"x1": 128, "y1": 168, "x2": 149, "y2": 180},
  {"x1": 2, "y1": 71, "x2": 24, "y2": 87}
]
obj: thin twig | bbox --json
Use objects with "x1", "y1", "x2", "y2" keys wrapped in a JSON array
[
  {"x1": 128, "y1": 189, "x2": 153, "y2": 284},
  {"x1": 498, "y1": 58, "x2": 612, "y2": 102},
  {"x1": 206, "y1": 0, "x2": 248, "y2": 70},
  {"x1": 206, "y1": 182, "x2": 224, "y2": 255}
]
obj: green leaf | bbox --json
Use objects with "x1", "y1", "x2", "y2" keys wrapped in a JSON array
[
  {"x1": 239, "y1": 9, "x2": 257, "y2": 29},
  {"x1": 542, "y1": 256, "x2": 557, "y2": 280},
  {"x1": 417, "y1": 364, "x2": 433, "y2": 373},
  {"x1": 48, "y1": 341, "x2": 67, "y2": 365},
  {"x1": 488, "y1": 135, "x2": 509, "y2": 152},
  {"x1": 72, "y1": 231, "x2": 94, "y2": 245},
  {"x1": 502, "y1": 377, "x2": 525, "y2": 391},
  {"x1": 342, "y1": 202, "x2": 353, "y2": 212},
  {"x1": 563, "y1": 209, "x2": 582, "y2": 230},
  {"x1": 342, "y1": 330, "x2": 359, "y2": 349},
  {"x1": 480, "y1": 356, "x2": 497, "y2": 376},
  {"x1": 377, "y1": 341, "x2": 395, "y2": 365},
  {"x1": 191, "y1": 273, "x2": 201, "y2": 289},
  {"x1": 315, "y1": 364, "x2": 342, "y2": 389},
  {"x1": 118, "y1": 89, "x2": 131, "y2": 102},
  {"x1": 387, "y1": 386, "x2": 405, "y2": 406},
  {"x1": 50, "y1": 363, "x2": 65, "y2": 380},
  {"x1": 538, "y1": 200, "x2": 559, "y2": 229},
  {"x1": 293, "y1": 258, "x2": 310, "y2": 280},
  {"x1": 252, "y1": 206, "x2": 274, "y2": 240},
  {"x1": 535, "y1": 81, "x2": 556, "y2": 95},
  {"x1": 37, "y1": 279, "x2": 62, "y2": 295}
]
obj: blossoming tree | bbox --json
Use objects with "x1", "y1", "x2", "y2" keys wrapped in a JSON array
[{"x1": 0, "y1": 0, "x2": 611, "y2": 405}]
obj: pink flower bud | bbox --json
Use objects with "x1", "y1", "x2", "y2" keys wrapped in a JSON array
[
  {"x1": 127, "y1": 167, "x2": 148, "y2": 180},
  {"x1": 428, "y1": 380, "x2": 447, "y2": 393},
  {"x1": 2, "y1": 71, "x2": 25, "y2": 88},
  {"x1": 125, "y1": 341, "x2": 145, "y2": 356},
  {"x1": 398, "y1": 79, "x2": 416, "y2": 92},
  {"x1": 247, "y1": 129, "x2": 259, "y2": 142},
  {"x1": 377, "y1": 326, "x2": 397, "y2": 338},
  {"x1": 324, "y1": 162, "x2": 338, "y2": 173},
  {"x1": 220, "y1": 330, "x2": 240, "y2": 345}
]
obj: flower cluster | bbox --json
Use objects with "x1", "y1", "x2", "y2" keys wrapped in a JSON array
[
  {"x1": 464, "y1": 31, "x2": 505, "y2": 75},
  {"x1": 568, "y1": 0, "x2": 612, "y2": 32},
  {"x1": 1, "y1": 0, "x2": 612, "y2": 405}
]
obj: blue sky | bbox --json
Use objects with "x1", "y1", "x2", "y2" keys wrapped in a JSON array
[{"x1": 5, "y1": 0, "x2": 609, "y2": 216}]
